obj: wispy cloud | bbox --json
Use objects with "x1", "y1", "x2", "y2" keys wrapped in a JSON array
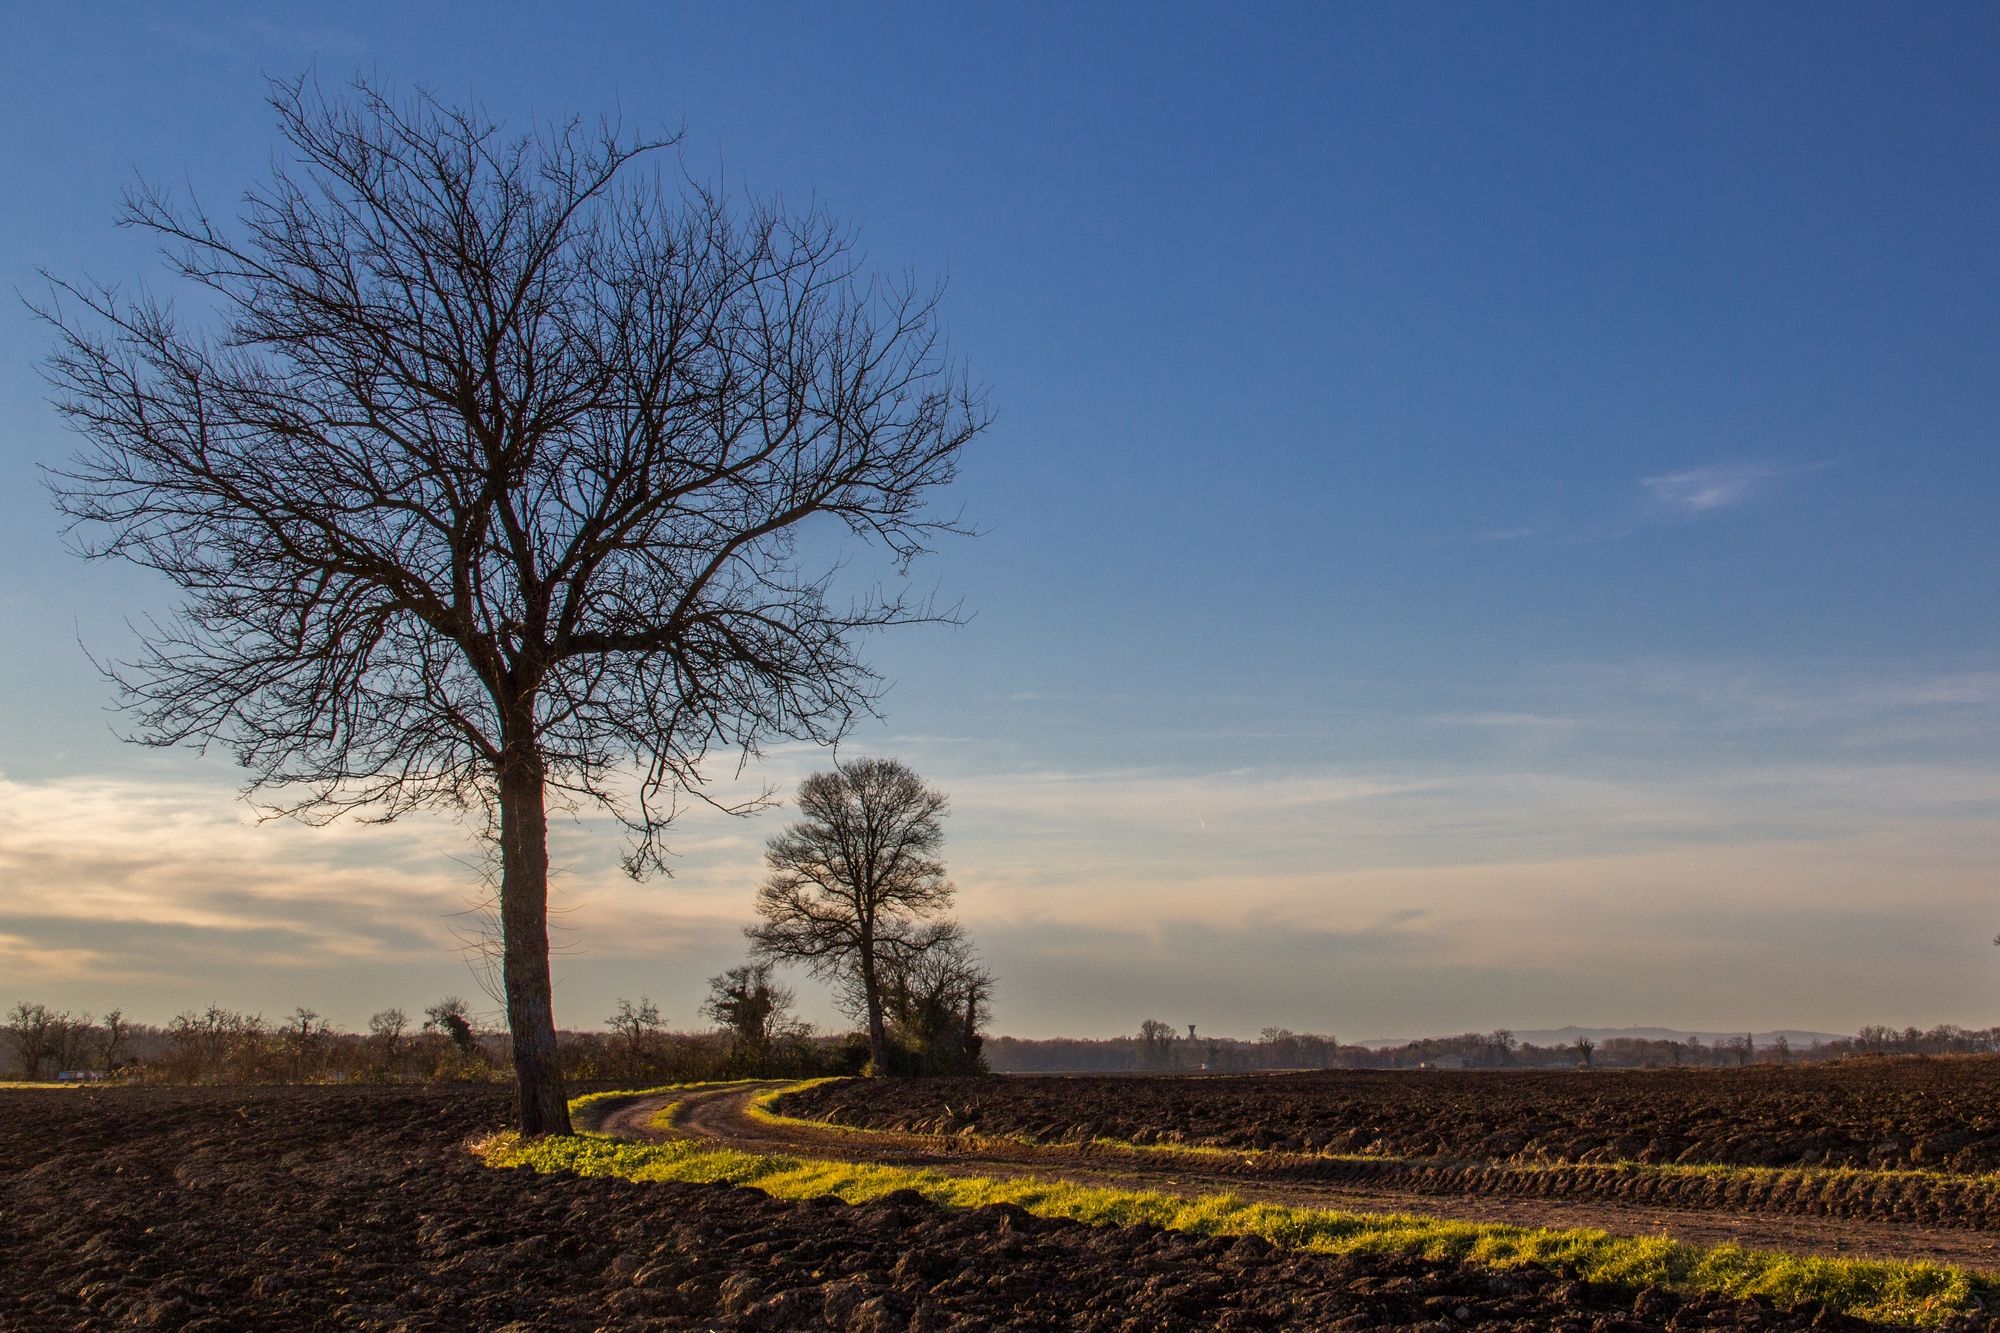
[
  {"x1": 964, "y1": 822, "x2": 2000, "y2": 1037},
  {"x1": 0, "y1": 770, "x2": 764, "y2": 1022},
  {"x1": 1533, "y1": 660, "x2": 2000, "y2": 745},
  {"x1": 1641, "y1": 462, "x2": 1791, "y2": 514},
  {"x1": 1428, "y1": 711, "x2": 1580, "y2": 732},
  {"x1": 1481, "y1": 460, "x2": 1817, "y2": 542}
]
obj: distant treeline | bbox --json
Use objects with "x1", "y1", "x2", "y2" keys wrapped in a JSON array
[
  {"x1": 987, "y1": 1022, "x2": 2000, "y2": 1073},
  {"x1": 2, "y1": 1000, "x2": 864, "y2": 1086},
  {"x1": 6, "y1": 951, "x2": 988, "y2": 1085},
  {"x1": 16, "y1": 1001, "x2": 2000, "y2": 1082}
]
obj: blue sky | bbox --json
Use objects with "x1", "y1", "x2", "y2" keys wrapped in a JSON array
[{"x1": 2, "y1": 4, "x2": 1997, "y2": 1038}]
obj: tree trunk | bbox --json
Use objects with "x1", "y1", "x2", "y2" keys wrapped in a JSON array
[
  {"x1": 859, "y1": 946, "x2": 890, "y2": 1076},
  {"x1": 499, "y1": 746, "x2": 572, "y2": 1135}
]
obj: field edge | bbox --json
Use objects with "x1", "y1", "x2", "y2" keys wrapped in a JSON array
[{"x1": 472, "y1": 1080, "x2": 1995, "y2": 1327}]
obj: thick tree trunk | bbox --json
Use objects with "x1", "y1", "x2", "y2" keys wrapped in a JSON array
[
  {"x1": 859, "y1": 947, "x2": 890, "y2": 1076},
  {"x1": 499, "y1": 748, "x2": 571, "y2": 1135}
]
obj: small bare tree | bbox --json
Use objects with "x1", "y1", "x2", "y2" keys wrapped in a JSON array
[
  {"x1": 425, "y1": 997, "x2": 478, "y2": 1057},
  {"x1": 368, "y1": 1007, "x2": 408, "y2": 1078},
  {"x1": 100, "y1": 1008, "x2": 128, "y2": 1073},
  {"x1": 164, "y1": 1006, "x2": 267, "y2": 1083},
  {"x1": 747, "y1": 757, "x2": 954, "y2": 1074},
  {"x1": 6, "y1": 1004, "x2": 99, "y2": 1079},
  {"x1": 7, "y1": 1003, "x2": 57, "y2": 1079},
  {"x1": 281, "y1": 1007, "x2": 331, "y2": 1081},
  {"x1": 867, "y1": 920, "x2": 992, "y2": 1074},
  {"x1": 41, "y1": 79, "x2": 985, "y2": 1133},
  {"x1": 605, "y1": 996, "x2": 664, "y2": 1075},
  {"x1": 704, "y1": 961, "x2": 797, "y2": 1058},
  {"x1": 1135, "y1": 1018, "x2": 1176, "y2": 1071}
]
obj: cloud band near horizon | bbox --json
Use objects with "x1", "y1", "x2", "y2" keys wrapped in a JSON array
[{"x1": 4, "y1": 655, "x2": 1996, "y2": 1040}]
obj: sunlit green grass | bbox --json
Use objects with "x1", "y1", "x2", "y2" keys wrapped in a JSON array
[
  {"x1": 470, "y1": 1080, "x2": 1997, "y2": 1326},
  {"x1": 568, "y1": 1078, "x2": 764, "y2": 1123}
]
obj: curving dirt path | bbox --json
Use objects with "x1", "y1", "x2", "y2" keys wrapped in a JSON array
[{"x1": 583, "y1": 1081, "x2": 2000, "y2": 1272}]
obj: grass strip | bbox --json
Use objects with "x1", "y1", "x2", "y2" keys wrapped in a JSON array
[
  {"x1": 0, "y1": 1081, "x2": 84, "y2": 1090},
  {"x1": 470, "y1": 1081, "x2": 1993, "y2": 1326},
  {"x1": 568, "y1": 1078, "x2": 763, "y2": 1124}
]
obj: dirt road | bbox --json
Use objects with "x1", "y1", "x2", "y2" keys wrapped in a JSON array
[{"x1": 585, "y1": 1081, "x2": 2000, "y2": 1272}]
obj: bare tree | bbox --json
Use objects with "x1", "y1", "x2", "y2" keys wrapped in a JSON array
[
  {"x1": 703, "y1": 961, "x2": 796, "y2": 1056},
  {"x1": 866, "y1": 920, "x2": 992, "y2": 1074},
  {"x1": 100, "y1": 1008, "x2": 128, "y2": 1073},
  {"x1": 605, "y1": 995, "x2": 665, "y2": 1074},
  {"x1": 281, "y1": 1006, "x2": 332, "y2": 1081},
  {"x1": 40, "y1": 79, "x2": 986, "y2": 1133},
  {"x1": 747, "y1": 758, "x2": 954, "y2": 1074},
  {"x1": 1135, "y1": 1018, "x2": 1176, "y2": 1071},
  {"x1": 164, "y1": 1005, "x2": 268, "y2": 1083},
  {"x1": 7, "y1": 1003, "x2": 56, "y2": 1079},
  {"x1": 368, "y1": 1007, "x2": 408, "y2": 1078},
  {"x1": 425, "y1": 997, "x2": 478, "y2": 1057},
  {"x1": 5, "y1": 1004, "x2": 99, "y2": 1079}
]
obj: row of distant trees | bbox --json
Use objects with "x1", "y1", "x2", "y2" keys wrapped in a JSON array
[
  {"x1": 4, "y1": 998, "x2": 485, "y2": 1083},
  {"x1": 1839, "y1": 1025, "x2": 2000, "y2": 1058},
  {"x1": 986, "y1": 1022, "x2": 2000, "y2": 1074},
  {"x1": 22, "y1": 997, "x2": 2000, "y2": 1082},
  {"x1": 3, "y1": 988, "x2": 811, "y2": 1085}
]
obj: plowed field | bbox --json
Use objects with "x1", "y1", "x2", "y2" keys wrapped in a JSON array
[
  {"x1": 780, "y1": 1059, "x2": 2000, "y2": 1172},
  {"x1": 0, "y1": 1084, "x2": 1954, "y2": 1330}
]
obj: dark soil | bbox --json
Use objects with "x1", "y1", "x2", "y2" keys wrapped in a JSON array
[
  {"x1": 0, "y1": 1085, "x2": 1953, "y2": 1331},
  {"x1": 779, "y1": 1059, "x2": 2000, "y2": 1173},
  {"x1": 659, "y1": 1081, "x2": 2000, "y2": 1261}
]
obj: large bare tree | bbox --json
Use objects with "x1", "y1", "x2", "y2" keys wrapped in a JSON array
[
  {"x1": 747, "y1": 757, "x2": 954, "y2": 1074},
  {"x1": 39, "y1": 79, "x2": 986, "y2": 1133}
]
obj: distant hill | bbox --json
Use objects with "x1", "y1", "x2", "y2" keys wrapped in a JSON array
[{"x1": 1355, "y1": 1025, "x2": 1851, "y2": 1051}]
